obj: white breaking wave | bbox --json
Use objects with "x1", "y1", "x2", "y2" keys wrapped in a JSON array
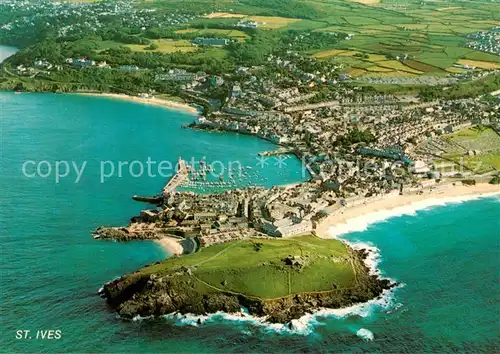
[
  {"x1": 162, "y1": 310, "x2": 316, "y2": 335},
  {"x1": 132, "y1": 314, "x2": 154, "y2": 322},
  {"x1": 351, "y1": 241, "x2": 381, "y2": 276},
  {"x1": 146, "y1": 283, "x2": 404, "y2": 336},
  {"x1": 356, "y1": 328, "x2": 374, "y2": 341},
  {"x1": 327, "y1": 192, "x2": 500, "y2": 238}
]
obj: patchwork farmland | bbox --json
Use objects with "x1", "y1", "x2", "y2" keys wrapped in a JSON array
[{"x1": 164, "y1": 0, "x2": 500, "y2": 80}]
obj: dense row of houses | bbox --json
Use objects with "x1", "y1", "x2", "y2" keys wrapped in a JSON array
[{"x1": 466, "y1": 27, "x2": 500, "y2": 56}]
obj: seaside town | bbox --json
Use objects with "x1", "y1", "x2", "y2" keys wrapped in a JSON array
[
  {"x1": 1, "y1": 0, "x2": 499, "y2": 251},
  {"x1": 3, "y1": 0, "x2": 500, "y2": 346},
  {"x1": 93, "y1": 57, "x2": 500, "y2": 251}
]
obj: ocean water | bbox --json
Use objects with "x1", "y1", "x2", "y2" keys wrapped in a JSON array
[{"x1": 1, "y1": 92, "x2": 499, "y2": 352}]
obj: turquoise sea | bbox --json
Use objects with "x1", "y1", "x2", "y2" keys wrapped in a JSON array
[{"x1": 1, "y1": 91, "x2": 499, "y2": 352}]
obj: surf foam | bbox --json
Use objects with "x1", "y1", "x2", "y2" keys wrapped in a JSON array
[
  {"x1": 161, "y1": 310, "x2": 317, "y2": 335},
  {"x1": 327, "y1": 192, "x2": 500, "y2": 238},
  {"x1": 356, "y1": 328, "x2": 374, "y2": 341},
  {"x1": 141, "y1": 282, "x2": 404, "y2": 336}
]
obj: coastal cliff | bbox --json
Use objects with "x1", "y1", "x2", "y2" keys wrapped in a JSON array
[{"x1": 100, "y1": 237, "x2": 395, "y2": 324}]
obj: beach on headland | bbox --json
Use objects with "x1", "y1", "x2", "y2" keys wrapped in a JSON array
[
  {"x1": 76, "y1": 92, "x2": 199, "y2": 114},
  {"x1": 316, "y1": 182, "x2": 500, "y2": 239}
]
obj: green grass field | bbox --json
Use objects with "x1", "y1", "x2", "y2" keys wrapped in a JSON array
[
  {"x1": 460, "y1": 152, "x2": 500, "y2": 173},
  {"x1": 126, "y1": 39, "x2": 198, "y2": 53},
  {"x1": 442, "y1": 127, "x2": 500, "y2": 174},
  {"x1": 176, "y1": 28, "x2": 249, "y2": 42},
  {"x1": 136, "y1": 235, "x2": 358, "y2": 299},
  {"x1": 444, "y1": 126, "x2": 500, "y2": 152}
]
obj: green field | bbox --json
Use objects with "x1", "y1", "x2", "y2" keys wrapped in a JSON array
[
  {"x1": 176, "y1": 28, "x2": 249, "y2": 41},
  {"x1": 442, "y1": 127, "x2": 500, "y2": 174},
  {"x1": 126, "y1": 39, "x2": 198, "y2": 53},
  {"x1": 444, "y1": 126, "x2": 500, "y2": 152},
  {"x1": 460, "y1": 152, "x2": 500, "y2": 173},
  {"x1": 233, "y1": 0, "x2": 499, "y2": 78},
  {"x1": 138, "y1": 0, "x2": 499, "y2": 77},
  {"x1": 136, "y1": 235, "x2": 358, "y2": 299}
]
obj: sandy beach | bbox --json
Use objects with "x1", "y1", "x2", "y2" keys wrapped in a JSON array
[
  {"x1": 155, "y1": 237, "x2": 184, "y2": 256},
  {"x1": 316, "y1": 182, "x2": 500, "y2": 239},
  {"x1": 76, "y1": 92, "x2": 199, "y2": 114}
]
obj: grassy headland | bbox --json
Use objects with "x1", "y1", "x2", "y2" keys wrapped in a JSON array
[
  {"x1": 138, "y1": 235, "x2": 355, "y2": 298},
  {"x1": 102, "y1": 235, "x2": 393, "y2": 323}
]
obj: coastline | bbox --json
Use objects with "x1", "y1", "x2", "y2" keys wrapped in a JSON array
[
  {"x1": 75, "y1": 92, "x2": 199, "y2": 114},
  {"x1": 156, "y1": 284, "x2": 398, "y2": 335},
  {"x1": 102, "y1": 236, "x2": 394, "y2": 325},
  {"x1": 316, "y1": 182, "x2": 500, "y2": 239}
]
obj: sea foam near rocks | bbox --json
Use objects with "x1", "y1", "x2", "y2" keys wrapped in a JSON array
[
  {"x1": 144, "y1": 282, "x2": 403, "y2": 336},
  {"x1": 162, "y1": 311, "x2": 316, "y2": 335}
]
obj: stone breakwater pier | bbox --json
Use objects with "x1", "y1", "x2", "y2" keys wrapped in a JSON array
[
  {"x1": 131, "y1": 158, "x2": 189, "y2": 205},
  {"x1": 163, "y1": 158, "x2": 188, "y2": 196}
]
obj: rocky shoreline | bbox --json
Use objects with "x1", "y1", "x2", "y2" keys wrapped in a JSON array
[
  {"x1": 92, "y1": 226, "x2": 164, "y2": 241},
  {"x1": 99, "y1": 247, "x2": 396, "y2": 325}
]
